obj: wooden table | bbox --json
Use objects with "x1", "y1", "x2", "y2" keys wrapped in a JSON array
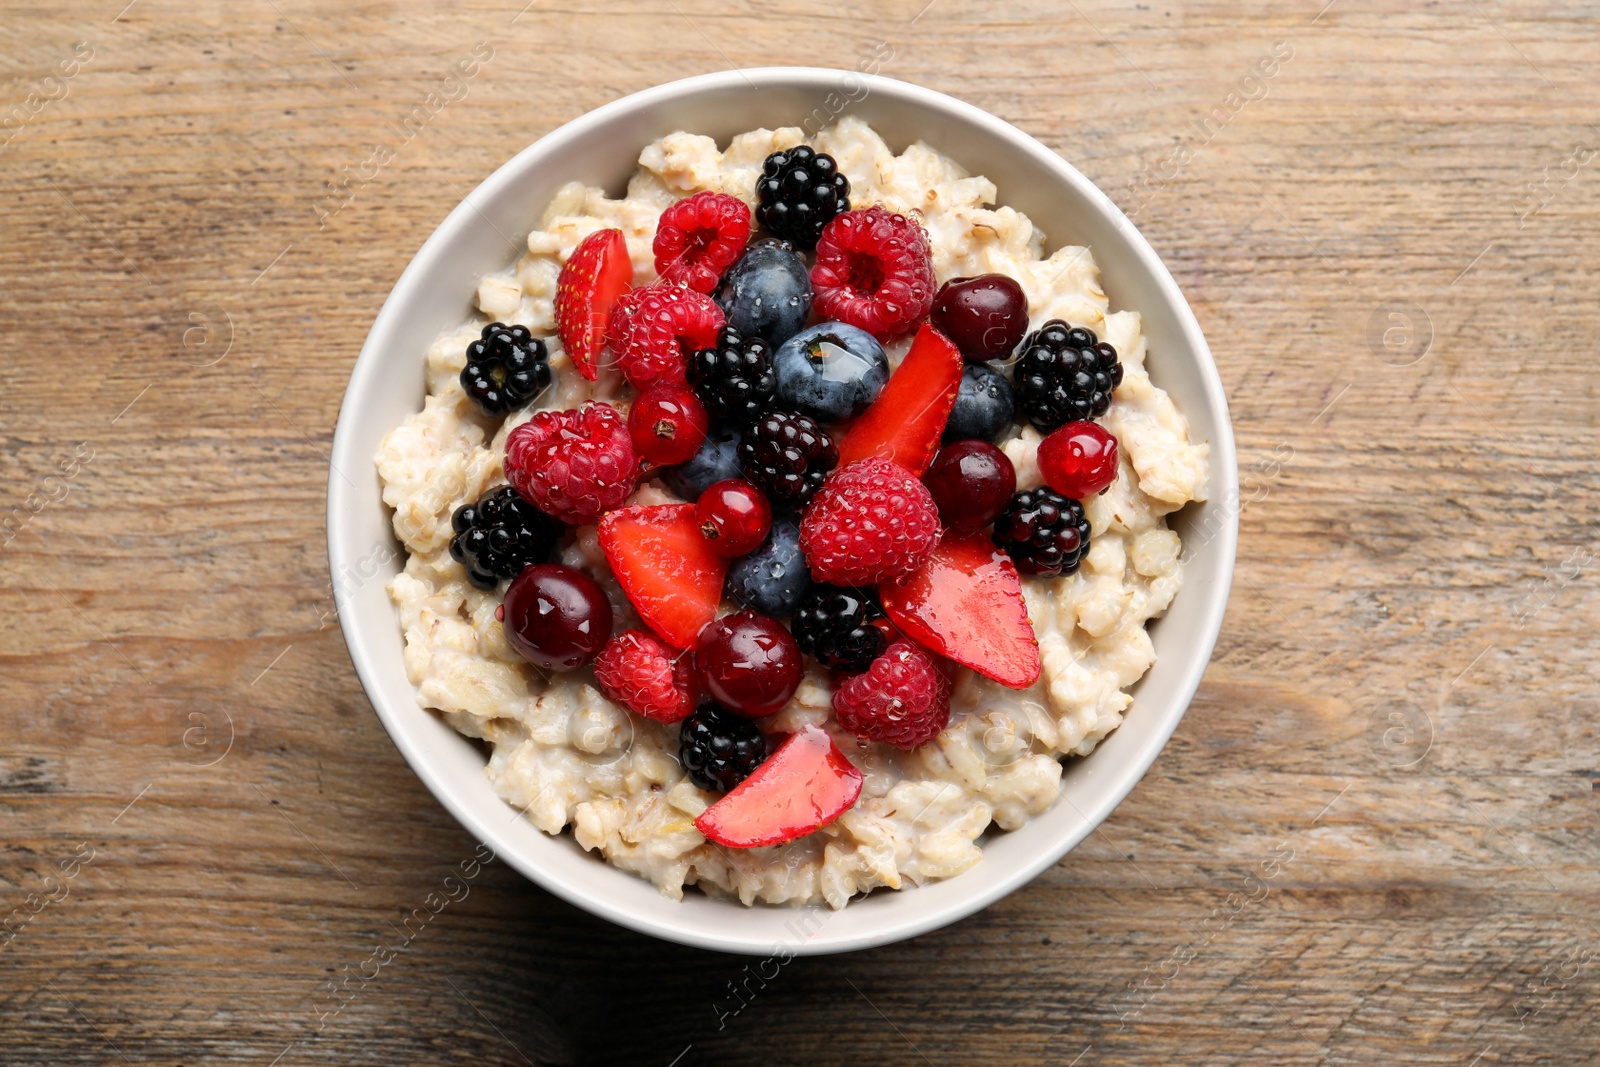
[{"x1": 4, "y1": 1, "x2": 1596, "y2": 1063}]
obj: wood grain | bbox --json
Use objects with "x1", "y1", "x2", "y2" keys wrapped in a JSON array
[{"x1": 2, "y1": 1, "x2": 1598, "y2": 1063}]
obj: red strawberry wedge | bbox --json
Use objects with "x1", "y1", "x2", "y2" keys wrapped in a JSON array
[
  {"x1": 556, "y1": 228, "x2": 632, "y2": 381},
  {"x1": 836, "y1": 323, "x2": 963, "y2": 475},
  {"x1": 879, "y1": 533, "x2": 1042, "y2": 689},
  {"x1": 694, "y1": 724, "x2": 864, "y2": 849},
  {"x1": 598, "y1": 504, "x2": 726, "y2": 649}
]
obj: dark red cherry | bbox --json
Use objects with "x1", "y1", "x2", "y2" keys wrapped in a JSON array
[
  {"x1": 929, "y1": 274, "x2": 1030, "y2": 363},
  {"x1": 501, "y1": 563, "x2": 613, "y2": 670},
  {"x1": 693, "y1": 610, "x2": 802, "y2": 717},
  {"x1": 922, "y1": 439, "x2": 1017, "y2": 534},
  {"x1": 696, "y1": 479, "x2": 772, "y2": 557}
]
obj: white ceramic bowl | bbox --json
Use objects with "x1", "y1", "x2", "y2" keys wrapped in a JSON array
[{"x1": 329, "y1": 67, "x2": 1237, "y2": 956}]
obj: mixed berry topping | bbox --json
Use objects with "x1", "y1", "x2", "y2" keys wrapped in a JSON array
[
  {"x1": 991, "y1": 487, "x2": 1093, "y2": 578},
  {"x1": 811, "y1": 206, "x2": 937, "y2": 342},
  {"x1": 442, "y1": 140, "x2": 1146, "y2": 849},
  {"x1": 448, "y1": 485, "x2": 561, "y2": 589},
  {"x1": 688, "y1": 326, "x2": 778, "y2": 425},
  {"x1": 755, "y1": 146, "x2": 851, "y2": 249},
  {"x1": 791, "y1": 584, "x2": 888, "y2": 672},
  {"x1": 653, "y1": 191, "x2": 752, "y2": 293},
  {"x1": 738, "y1": 409, "x2": 838, "y2": 509},
  {"x1": 461, "y1": 323, "x2": 552, "y2": 416},
  {"x1": 678, "y1": 703, "x2": 768, "y2": 792},
  {"x1": 1014, "y1": 321, "x2": 1124, "y2": 433},
  {"x1": 505, "y1": 402, "x2": 640, "y2": 525}
]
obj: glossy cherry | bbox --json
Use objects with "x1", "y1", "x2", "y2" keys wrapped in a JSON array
[
  {"x1": 500, "y1": 563, "x2": 614, "y2": 670},
  {"x1": 1037, "y1": 421, "x2": 1119, "y2": 499},
  {"x1": 922, "y1": 439, "x2": 1017, "y2": 534},
  {"x1": 929, "y1": 274, "x2": 1030, "y2": 363},
  {"x1": 693, "y1": 609, "x2": 803, "y2": 717},
  {"x1": 628, "y1": 385, "x2": 709, "y2": 466},
  {"x1": 696, "y1": 479, "x2": 772, "y2": 557}
]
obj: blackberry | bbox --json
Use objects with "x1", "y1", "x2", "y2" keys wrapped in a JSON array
[
  {"x1": 739, "y1": 409, "x2": 838, "y2": 509},
  {"x1": 448, "y1": 485, "x2": 561, "y2": 589},
  {"x1": 791, "y1": 585, "x2": 886, "y2": 672},
  {"x1": 688, "y1": 326, "x2": 778, "y2": 425},
  {"x1": 755, "y1": 146, "x2": 851, "y2": 250},
  {"x1": 461, "y1": 322, "x2": 552, "y2": 417},
  {"x1": 1013, "y1": 321, "x2": 1123, "y2": 433},
  {"x1": 679, "y1": 703, "x2": 768, "y2": 792},
  {"x1": 992, "y1": 487, "x2": 1093, "y2": 578}
]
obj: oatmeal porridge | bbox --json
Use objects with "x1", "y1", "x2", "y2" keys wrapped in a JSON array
[{"x1": 375, "y1": 115, "x2": 1209, "y2": 909}]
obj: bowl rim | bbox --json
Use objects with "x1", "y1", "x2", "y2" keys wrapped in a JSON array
[{"x1": 329, "y1": 66, "x2": 1237, "y2": 955}]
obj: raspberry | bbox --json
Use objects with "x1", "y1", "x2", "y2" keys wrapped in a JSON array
[
  {"x1": 593, "y1": 628, "x2": 697, "y2": 724},
  {"x1": 504, "y1": 401, "x2": 641, "y2": 525},
  {"x1": 653, "y1": 191, "x2": 752, "y2": 293},
  {"x1": 832, "y1": 640, "x2": 950, "y2": 750},
  {"x1": 811, "y1": 207, "x2": 936, "y2": 342},
  {"x1": 992, "y1": 487, "x2": 1093, "y2": 578},
  {"x1": 799, "y1": 458, "x2": 940, "y2": 585},
  {"x1": 607, "y1": 285, "x2": 726, "y2": 390}
]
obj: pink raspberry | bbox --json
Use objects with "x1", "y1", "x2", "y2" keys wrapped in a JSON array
[
  {"x1": 504, "y1": 401, "x2": 640, "y2": 525},
  {"x1": 593, "y1": 628, "x2": 697, "y2": 724},
  {"x1": 653, "y1": 191, "x2": 752, "y2": 293},
  {"x1": 799, "y1": 457, "x2": 940, "y2": 585},
  {"x1": 606, "y1": 284, "x2": 725, "y2": 389},
  {"x1": 810, "y1": 206, "x2": 936, "y2": 342},
  {"x1": 833, "y1": 640, "x2": 950, "y2": 749}
]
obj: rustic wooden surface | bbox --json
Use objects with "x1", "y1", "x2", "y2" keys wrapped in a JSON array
[{"x1": 2, "y1": 1, "x2": 1597, "y2": 1063}]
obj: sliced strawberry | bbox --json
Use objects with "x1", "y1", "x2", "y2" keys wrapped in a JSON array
[
  {"x1": 836, "y1": 323, "x2": 963, "y2": 475},
  {"x1": 555, "y1": 228, "x2": 632, "y2": 381},
  {"x1": 879, "y1": 532, "x2": 1042, "y2": 689},
  {"x1": 598, "y1": 504, "x2": 727, "y2": 649},
  {"x1": 694, "y1": 724, "x2": 864, "y2": 849}
]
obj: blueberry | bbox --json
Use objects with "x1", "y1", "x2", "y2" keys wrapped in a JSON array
[
  {"x1": 714, "y1": 239, "x2": 813, "y2": 347},
  {"x1": 662, "y1": 424, "x2": 742, "y2": 500},
  {"x1": 726, "y1": 520, "x2": 811, "y2": 617},
  {"x1": 772, "y1": 322, "x2": 889, "y2": 424},
  {"x1": 945, "y1": 363, "x2": 1015, "y2": 442}
]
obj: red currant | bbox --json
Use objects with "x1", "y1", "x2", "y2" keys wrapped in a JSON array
[
  {"x1": 695, "y1": 479, "x2": 772, "y2": 557},
  {"x1": 501, "y1": 563, "x2": 613, "y2": 670},
  {"x1": 693, "y1": 610, "x2": 802, "y2": 717},
  {"x1": 628, "y1": 385, "x2": 708, "y2": 466},
  {"x1": 922, "y1": 439, "x2": 1016, "y2": 534},
  {"x1": 930, "y1": 274, "x2": 1030, "y2": 363},
  {"x1": 1038, "y1": 421, "x2": 1118, "y2": 498}
]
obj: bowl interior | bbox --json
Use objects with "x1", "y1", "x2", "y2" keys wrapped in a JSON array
[{"x1": 330, "y1": 68, "x2": 1237, "y2": 955}]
